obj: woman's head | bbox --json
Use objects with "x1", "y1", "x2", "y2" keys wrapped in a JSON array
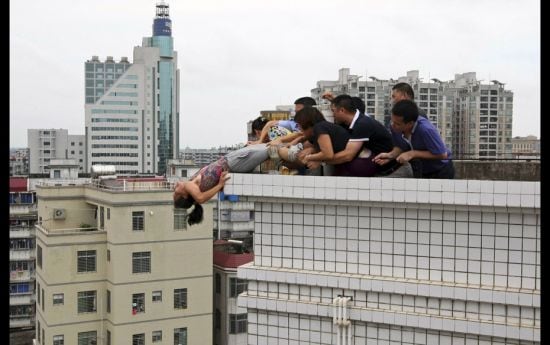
[
  {"x1": 294, "y1": 107, "x2": 325, "y2": 138},
  {"x1": 174, "y1": 186, "x2": 204, "y2": 226}
]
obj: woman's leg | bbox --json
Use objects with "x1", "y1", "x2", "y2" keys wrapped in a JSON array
[{"x1": 226, "y1": 144, "x2": 269, "y2": 173}]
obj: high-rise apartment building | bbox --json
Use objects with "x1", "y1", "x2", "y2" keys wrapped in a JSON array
[
  {"x1": 34, "y1": 177, "x2": 213, "y2": 345},
  {"x1": 511, "y1": 135, "x2": 540, "y2": 159},
  {"x1": 213, "y1": 240, "x2": 254, "y2": 345},
  {"x1": 9, "y1": 177, "x2": 37, "y2": 330},
  {"x1": 179, "y1": 147, "x2": 238, "y2": 168},
  {"x1": 28, "y1": 129, "x2": 86, "y2": 174},
  {"x1": 224, "y1": 174, "x2": 540, "y2": 344},
  {"x1": 86, "y1": 1, "x2": 180, "y2": 175},
  {"x1": 311, "y1": 68, "x2": 514, "y2": 159},
  {"x1": 10, "y1": 148, "x2": 30, "y2": 176}
]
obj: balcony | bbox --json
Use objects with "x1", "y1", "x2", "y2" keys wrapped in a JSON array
[
  {"x1": 10, "y1": 250, "x2": 35, "y2": 261},
  {"x1": 10, "y1": 270, "x2": 35, "y2": 282},
  {"x1": 214, "y1": 221, "x2": 255, "y2": 232},
  {"x1": 10, "y1": 227, "x2": 36, "y2": 239},
  {"x1": 10, "y1": 293, "x2": 35, "y2": 305},
  {"x1": 10, "y1": 316, "x2": 35, "y2": 328}
]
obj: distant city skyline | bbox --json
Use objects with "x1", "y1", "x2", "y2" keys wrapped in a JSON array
[{"x1": 10, "y1": 0, "x2": 540, "y2": 148}]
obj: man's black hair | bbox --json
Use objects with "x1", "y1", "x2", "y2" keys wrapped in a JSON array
[
  {"x1": 391, "y1": 100, "x2": 419, "y2": 123},
  {"x1": 351, "y1": 97, "x2": 366, "y2": 114},
  {"x1": 331, "y1": 94, "x2": 355, "y2": 113},
  {"x1": 251, "y1": 116, "x2": 268, "y2": 132},
  {"x1": 392, "y1": 82, "x2": 415, "y2": 100},
  {"x1": 294, "y1": 97, "x2": 317, "y2": 107}
]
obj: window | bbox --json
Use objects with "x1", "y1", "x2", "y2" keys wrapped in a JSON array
[
  {"x1": 132, "y1": 293, "x2": 145, "y2": 314},
  {"x1": 133, "y1": 333, "x2": 145, "y2": 345},
  {"x1": 215, "y1": 274, "x2": 221, "y2": 294},
  {"x1": 174, "y1": 288, "x2": 187, "y2": 309},
  {"x1": 132, "y1": 211, "x2": 144, "y2": 231},
  {"x1": 174, "y1": 328, "x2": 187, "y2": 345},
  {"x1": 77, "y1": 291, "x2": 97, "y2": 313},
  {"x1": 107, "y1": 249, "x2": 110, "y2": 262},
  {"x1": 230, "y1": 278, "x2": 247, "y2": 297},
  {"x1": 53, "y1": 335, "x2": 64, "y2": 345},
  {"x1": 100, "y1": 207, "x2": 104, "y2": 230},
  {"x1": 78, "y1": 331, "x2": 97, "y2": 345},
  {"x1": 37, "y1": 282, "x2": 40, "y2": 303},
  {"x1": 152, "y1": 330, "x2": 162, "y2": 342},
  {"x1": 77, "y1": 250, "x2": 97, "y2": 273},
  {"x1": 53, "y1": 293, "x2": 64, "y2": 305},
  {"x1": 37, "y1": 245, "x2": 42, "y2": 268},
  {"x1": 132, "y1": 252, "x2": 151, "y2": 273},
  {"x1": 174, "y1": 209, "x2": 187, "y2": 230},
  {"x1": 71, "y1": 142, "x2": 75, "y2": 146},
  {"x1": 37, "y1": 321, "x2": 40, "y2": 342},
  {"x1": 107, "y1": 208, "x2": 110, "y2": 220},
  {"x1": 229, "y1": 313, "x2": 248, "y2": 334},
  {"x1": 42, "y1": 329, "x2": 45, "y2": 344},
  {"x1": 107, "y1": 290, "x2": 111, "y2": 313},
  {"x1": 107, "y1": 330, "x2": 111, "y2": 345},
  {"x1": 152, "y1": 290, "x2": 162, "y2": 302}
]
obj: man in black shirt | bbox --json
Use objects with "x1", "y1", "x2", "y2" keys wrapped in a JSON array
[{"x1": 318, "y1": 95, "x2": 401, "y2": 176}]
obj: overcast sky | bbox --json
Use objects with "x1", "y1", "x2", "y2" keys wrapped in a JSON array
[{"x1": 10, "y1": 0, "x2": 540, "y2": 149}]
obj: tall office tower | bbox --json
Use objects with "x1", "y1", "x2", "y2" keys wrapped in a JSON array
[
  {"x1": 311, "y1": 68, "x2": 514, "y2": 159},
  {"x1": 34, "y1": 177, "x2": 212, "y2": 345},
  {"x1": 28, "y1": 129, "x2": 86, "y2": 174},
  {"x1": 9, "y1": 177, "x2": 37, "y2": 330},
  {"x1": 86, "y1": 1, "x2": 180, "y2": 175}
]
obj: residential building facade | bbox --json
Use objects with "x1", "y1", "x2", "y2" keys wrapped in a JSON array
[
  {"x1": 34, "y1": 177, "x2": 213, "y2": 345},
  {"x1": 10, "y1": 148, "x2": 30, "y2": 176},
  {"x1": 511, "y1": 136, "x2": 540, "y2": 159},
  {"x1": 311, "y1": 68, "x2": 514, "y2": 159},
  {"x1": 28, "y1": 129, "x2": 86, "y2": 174},
  {"x1": 213, "y1": 240, "x2": 254, "y2": 345},
  {"x1": 179, "y1": 147, "x2": 239, "y2": 167},
  {"x1": 224, "y1": 174, "x2": 540, "y2": 344},
  {"x1": 10, "y1": 177, "x2": 37, "y2": 330},
  {"x1": 85, "y1": 1, "x2": 180, "y2": 175},
  {"x1": 214, "y1": 194, "x2": 255, "y2": 250}
]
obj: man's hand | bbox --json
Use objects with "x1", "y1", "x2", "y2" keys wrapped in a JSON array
[
  {"x1": 218, "y1": 171, "x2": 231, "y2": 187},
  {"x1": 321, "y1": 91, "x2": 335, "y2": 101},
  {"x1": 306, "y1": 161, "x2": 321, "y2": 169},
  {"x1": 373, "y1": 152, "x2": 394, "y2": 165}
]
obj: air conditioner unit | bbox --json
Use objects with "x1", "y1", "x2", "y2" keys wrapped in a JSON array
[{"x1": 53, "y1": 208, "x2": 66, "y2": 220}]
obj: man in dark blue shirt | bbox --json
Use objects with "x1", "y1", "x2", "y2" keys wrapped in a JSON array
[{"x1": 373, "y1": 100, "x2": 454, "y2": 179}]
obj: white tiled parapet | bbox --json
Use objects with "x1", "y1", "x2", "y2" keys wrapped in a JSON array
[{"x1": 228, "y1": 175, "x2": 540, "y2": 345}]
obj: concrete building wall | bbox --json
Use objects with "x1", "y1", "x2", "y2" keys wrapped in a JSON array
[
  {"x1": 28, "y1": 129, "x2": 68, "y2": 174},
  {"x1": 35, "y1": 183, "x2": 213, "y2": 345},
  {"x1": 223, "y1": 175, "x2": 540, "y2": 344}
]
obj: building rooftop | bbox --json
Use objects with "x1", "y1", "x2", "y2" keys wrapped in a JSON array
[
  {"x1": 213, "y1": 240, "x2": 254, "y2": 269},
  {"x1": 10, "y1": 177, "x2": 28, "y2": 192}
]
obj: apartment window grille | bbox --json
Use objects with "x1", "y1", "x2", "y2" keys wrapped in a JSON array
[
  {"x1": 107, "y1": 208, "x2": 110, "y2": 219},
  {"x1": 132, "y1": 293, "x2": 145, "y2": 314},
  {"x1": 77, "y1": 290, "x2": 97, "y2": 313},
  {"x1": 107, "y1": 249, "x2": 110, "y2": 262},
  {"x1": 37, "y1": 321, "x2": 40, "y2": 342},
  {"x1": 230, "y1": 278, "x2": 247, "y2": 297},
  {"x1": 53, "y1": 335, "x2": 64, "y2": 345},
  {"x1": 173, "y1": 328, "x2": 187, "y2": 345},
  {"x1": 78, "y1": 331, "x2": 97, "y2": 345},
  {"x1": 100, "y1": 207, "x2": 104, "y2": 229},
  {"x1": 53, "y1": 293, "x2": 64, "y2": 305},
  {"x1": 152, "y1": 290, "x2": 162, "y2": 302},
  {"x1": 107, "y1": 290, "x2": 111, "y2": 313},
  {"x1": 133, "y1": 333, "x2": 145, "y2": 345},
  {"x1": 132, "y1": 211, "x2": 144, "y2": 231},
  {"x1": 37, "y1": 245, "x2": 42, "y2": 268},
  {"x1": 152, "y1": 330, "x2": 162, "y2": 342},
  {"x1": 77, "y1": 250, "x2": 97, "y2": 273},
  {"x1": 229, "y1": 313, "x2": 248, "y2": 334},
  {"x1": 107, "y1": 330, "x2": 111, "y2": 345},
  {"x1": 174, "y1": 209, "x2": 187, "y2": 230},
  {"x1": 174, "y1": 288, "x2": 187, "y2": 309},
  {"x1": 132, "y1": 252, "x2": 151, "y2": 273},
  {"x1": 215, "y1": 309, "x2": 221, "y2": 329},
  {"x1": 42, "y1": 289, "x2": 45, "y2": 311}
]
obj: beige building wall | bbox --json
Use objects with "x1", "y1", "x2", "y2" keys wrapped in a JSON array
[{"x1": 35, "y1": 184, "x2": 213, "y2": 345}]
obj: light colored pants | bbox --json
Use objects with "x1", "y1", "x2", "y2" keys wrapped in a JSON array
[{"x1": 226, "y1": 144, "x2": 269, "y2": 173}]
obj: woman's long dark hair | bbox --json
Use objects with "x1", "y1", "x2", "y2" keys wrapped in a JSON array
[
  {"x1": 174, "y1": 194, "x2": 204, "y2": 226},
  {"x1": 294, "y1": 106, "x2": 326, "y2": 130}
]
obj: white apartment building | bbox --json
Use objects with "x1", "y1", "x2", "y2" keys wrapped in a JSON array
[
  {"x1": 85, "y1": 2, "x2": 179, "y2": 175},
  {"x1": 511, "y1": 136, "x2": 540, "y2": 159},
  {"x1": 34, "y1": 177, "x2": 213, "y2": 345},
  {"x1": 224, "y1": 174, "x2": 540, "y2": 345},
  {"x1": 214, "y1": 195, "x2": 256, "y2": 250},
  {"x1": 28, "y1": 129, "x2": 86, "y2": 174},
  {"x1": 311, "y1": 68, "x2": 514, "y2": 159}
]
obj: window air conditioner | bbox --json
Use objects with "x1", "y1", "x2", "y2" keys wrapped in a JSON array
[{"x1": 53, "y1": 209, "x2": 66, "y2": 220}]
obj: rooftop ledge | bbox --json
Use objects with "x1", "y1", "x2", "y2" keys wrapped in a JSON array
[{"x1": 223, "y1": 175, "x2": 540, "y2": 209}]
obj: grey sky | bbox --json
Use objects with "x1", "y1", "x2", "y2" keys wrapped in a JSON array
[{"x1": 10, "y1": 0, "x2": 540, "y2": 149}]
